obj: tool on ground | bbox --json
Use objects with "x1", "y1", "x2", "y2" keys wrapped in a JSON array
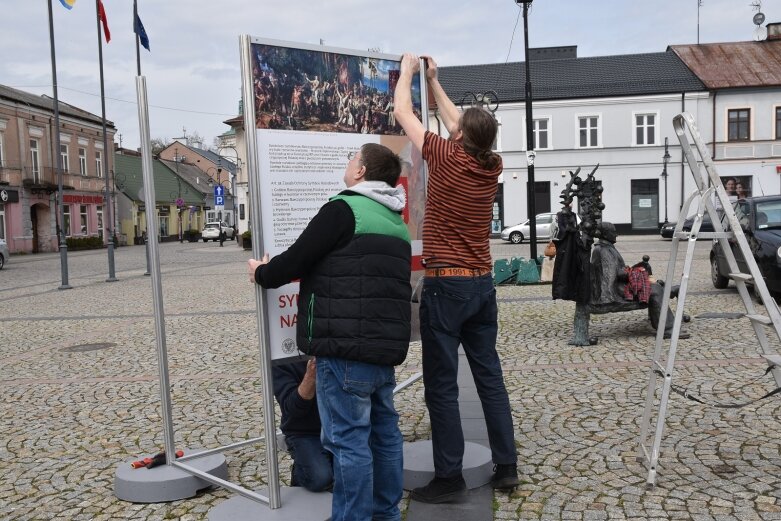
[{"x1": 130, "y1": 449, "x2": 184, "y2": 469}]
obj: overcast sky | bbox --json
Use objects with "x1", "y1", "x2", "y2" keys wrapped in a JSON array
[{"x1": 2, "y1": 0, "x2": 776, "y2": 151}]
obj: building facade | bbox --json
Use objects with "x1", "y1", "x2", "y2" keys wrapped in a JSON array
[
  {"x1": 435, "y1": 37, "x2": 781, "y2": 234},
  {"x1": 113, "y1": 152, "x2": 205, "y2": 243},
  {"x1": 435, "y1": 48, "x2": 707, "y2": 235},
  {"x1": 158, "y1": 140, "x2": 238, "y2": 228},
  {"x1": 0, "y1": 85, "x2": 116, "y2": 253}
]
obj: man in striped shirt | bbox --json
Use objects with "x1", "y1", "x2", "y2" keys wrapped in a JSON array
[{"x1": 394, "y1": 53, "x2": 519, "y2": 503}]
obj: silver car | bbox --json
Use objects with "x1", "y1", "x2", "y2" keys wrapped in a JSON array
[
  {"x1": 500, "y1": 213, "x2": 557, "y2": 244},
  {"x1": 0, "y1": 238, "x2": 9, "y2": 270}
]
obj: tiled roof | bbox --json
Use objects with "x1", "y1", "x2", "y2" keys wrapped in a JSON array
[
  {"x1": 175, "y1": 141, "x2": 237, "y2": 176},
  {"x1": 114, "y1": 153, "x2": 203, "y2": 205},
  {"x1": 160, "y1": 159, "x2": 227, "y2": 196},
  {"x1": 437, "y1": 50, "x2": 705, "y2": 105},
  {"x1": 0, "y1": 84, "x2": 114, "y2": 127},
  {"x1": 670, "y1": 40, "x2": 781, "y2": 89}
]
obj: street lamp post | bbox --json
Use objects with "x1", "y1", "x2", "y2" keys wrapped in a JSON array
[
  {"x1": 207, "y1": 167, "x2": 234, "y2": 226},
  {"x1": 660, "y1": 137, "x2": 671, "y2": 225},
  {"x1": 172, "y1": 147, "x2": 188, "y2": 243},
  {"x1": 517, "y1": 0, "x2": 537, "y2": 259},
  {"x1": 216, "y1": 146, "x2": 241, "y2": 232}
]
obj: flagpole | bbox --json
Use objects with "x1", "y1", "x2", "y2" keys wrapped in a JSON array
[
  {"x1": 134, "y1": 0, "x2": 141, "y2": 76},
  {"x1": 96, "y1": 0, "x2": 117, "y2": 282},
  {"x1": 48, "y1": 0, "x2": 72, "y2": 290}
]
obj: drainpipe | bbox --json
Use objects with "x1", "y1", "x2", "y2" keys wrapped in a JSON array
[{"x1": 711, "y1": 90, "x2": 717, "y2": 165}]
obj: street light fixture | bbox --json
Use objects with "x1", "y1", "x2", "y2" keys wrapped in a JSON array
[
  {"x1": 660, "y1": 137, "x2": 671, "y2": 225},
  {"x1": 516, "y1": 0, "x2": 537, "y2": 259}
]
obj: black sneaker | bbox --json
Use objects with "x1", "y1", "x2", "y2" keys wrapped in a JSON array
[
  {"x1": 410, "y1": 475, "x2": 466, "y2": 503},
  {"x1": 491, "y1": 464, "x2": 519, "y2": 490}
]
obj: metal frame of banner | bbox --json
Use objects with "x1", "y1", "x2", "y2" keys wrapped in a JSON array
[{"x1": 131, "y1": 37, "x2": 427, "y2": 511}]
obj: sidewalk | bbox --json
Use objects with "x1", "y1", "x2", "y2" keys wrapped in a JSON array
[{"x1": 3, "y1": 240, "x2": 781, "y2": 520}]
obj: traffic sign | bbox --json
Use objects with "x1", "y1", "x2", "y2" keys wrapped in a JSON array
[
  {"x1": 214, "y1": 185, "x2": 225, "y2": 198},
  {"x1": 215, "y1": 195, "x2": 225, "y2": 206}
]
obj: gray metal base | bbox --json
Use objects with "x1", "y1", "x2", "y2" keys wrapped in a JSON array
[
  {"x1": 114, "y1": 451, "x2": 228, "y2": 503},
  {"x1": 208, "y1": 486, "x2": 332, "y2": 521},
  {"x1": 402, "y1": 440, "x2": 493, "y2": 490}
]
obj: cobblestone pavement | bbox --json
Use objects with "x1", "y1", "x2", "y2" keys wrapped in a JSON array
[{"x1": 2, "y1": 237, "x2": 781, "y2": 520}]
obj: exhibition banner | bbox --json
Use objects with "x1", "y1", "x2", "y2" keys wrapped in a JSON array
[{"x1": 245, "y1": 37, "x2": 426, "y2": 361}]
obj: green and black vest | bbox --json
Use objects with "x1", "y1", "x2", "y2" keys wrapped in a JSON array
[{"x1": 296, "y1": 194, "x2": 412, "y2": 366}]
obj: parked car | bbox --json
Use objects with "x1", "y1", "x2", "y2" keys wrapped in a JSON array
[
  {"x1": 501, "y1": 213, "x2": 556, "y2": 244},
  {"x1": 501, "y1": 212, "x2": 580, "y2": 244},
  {"x1": 660, "y1": 213, "x2": 715, "y2": 239},
  {"x1": 201, "y1": 221, "x2": 235, "y2": 242},
  {"x1": 0, "y1": 238, "x2": 8, "y2": 269},
  {"x1": 710, "y1": 196, "x2": 781, "y2": 296}
]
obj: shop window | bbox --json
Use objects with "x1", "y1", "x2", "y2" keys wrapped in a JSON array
[
  {"x1": 96, "y1": 205, "x2": 103, "y2": 239},
  {"x1": 63, "y1": 205, "x2": 71, "y2": 236},
  {"x1": 80, "y1": 204, "x2": 88, "y2": 235}
]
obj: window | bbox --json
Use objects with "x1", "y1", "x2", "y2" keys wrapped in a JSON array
[
  {"x1": 728, "y1": 109, "x2": 750, "y2": 141},
  {"x1": 30, "y1": 139, "x2": 40, "y2": 182},
  {"x1": 96, "y1": 205, "x2": 103, "y2": 239},
  {"x1": 532, "y1": 118, "x2": 550, "y2": 150},
  {"x1": 60, "y1": 144, "x2": 69, "y2": 173},
  {"x1": 95, "y1": 150, "x2": 103, "y2": 178},
  {"x1": 79, "y1": 148, "x2": 87, "y2": 176},
  {"x1": 63, "y1": 205, "x2": 71, "y2": 236},
  {"x1": 776, "y1": 107, "x2": 781, "y2": 140},
  {"x1": 634, "y1": 113, "x2": 656, "y2": 146},
  {"x1": 80, "y1": 205, "x2": 88, "y2": 235},
  {"x1": 578, "y1": 116, "x2": 599, "y2": 148},
  {"x1": 0, "y1": 203, "x2": 5, "y2": 240}
]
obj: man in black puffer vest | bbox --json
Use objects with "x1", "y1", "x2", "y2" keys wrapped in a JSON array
[{"x1": 248, "y1": 143, "x2": 411, "y2": 521}]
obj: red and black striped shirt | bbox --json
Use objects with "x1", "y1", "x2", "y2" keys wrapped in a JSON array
[{"x1": 421, "y1": 131, "x2": 501, "y2": 270}]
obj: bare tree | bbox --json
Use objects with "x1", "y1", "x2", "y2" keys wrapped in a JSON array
[{"x1": 151, "y1": 137, "x2": 170, "y2": 155}]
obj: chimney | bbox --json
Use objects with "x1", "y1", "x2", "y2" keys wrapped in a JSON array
[{"x1": 768, "y1": 23, "x2": 781, "y2": 40}]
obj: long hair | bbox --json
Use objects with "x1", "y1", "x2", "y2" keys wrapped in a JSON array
[{"x1": 460, "y1": 107, "x2": 501, "y2": 170}]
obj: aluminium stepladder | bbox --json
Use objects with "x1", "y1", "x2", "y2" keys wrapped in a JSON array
[{"x1": 636, "y1": 112, "x2": 781, "y2": 487}]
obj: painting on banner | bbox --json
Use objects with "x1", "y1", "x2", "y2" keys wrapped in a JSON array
[{"x1": 246, "y1": 37, "x2": 427, "y2": 361}]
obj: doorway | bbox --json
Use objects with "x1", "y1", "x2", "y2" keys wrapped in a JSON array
[
  {"x1": 31, "y1": 203, "x2": 50, "y2": 253},
  {"x1": 631, "y1": 179, "x2": 659, "y2": 230},
  {"x1": 533, "y1": 181, "x2": 551, "y2": 214}
]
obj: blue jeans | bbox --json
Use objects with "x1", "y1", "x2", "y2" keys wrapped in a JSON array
[
  {"x1": 316, "y1": 357, "x2": 403, "y2": 521},
  {"x1": 285, "y1": 434, "x2": 333, "y2": 492},
  {"x1": 420, "y1": 274, "x2": 517, "y2": 478}
]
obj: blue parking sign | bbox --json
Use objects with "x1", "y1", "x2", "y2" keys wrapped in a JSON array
[{"x1": 215, "y1": 195, "x2": 225, "y2": 206}]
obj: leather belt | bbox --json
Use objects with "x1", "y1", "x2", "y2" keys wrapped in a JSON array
[{"x1": 424, "y1": 267, "x2": 491, "y2": 278}]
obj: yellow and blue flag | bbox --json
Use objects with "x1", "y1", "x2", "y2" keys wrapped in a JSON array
[{"x1": 59, "y1": 0, "x2": 76, "y2": 9}]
